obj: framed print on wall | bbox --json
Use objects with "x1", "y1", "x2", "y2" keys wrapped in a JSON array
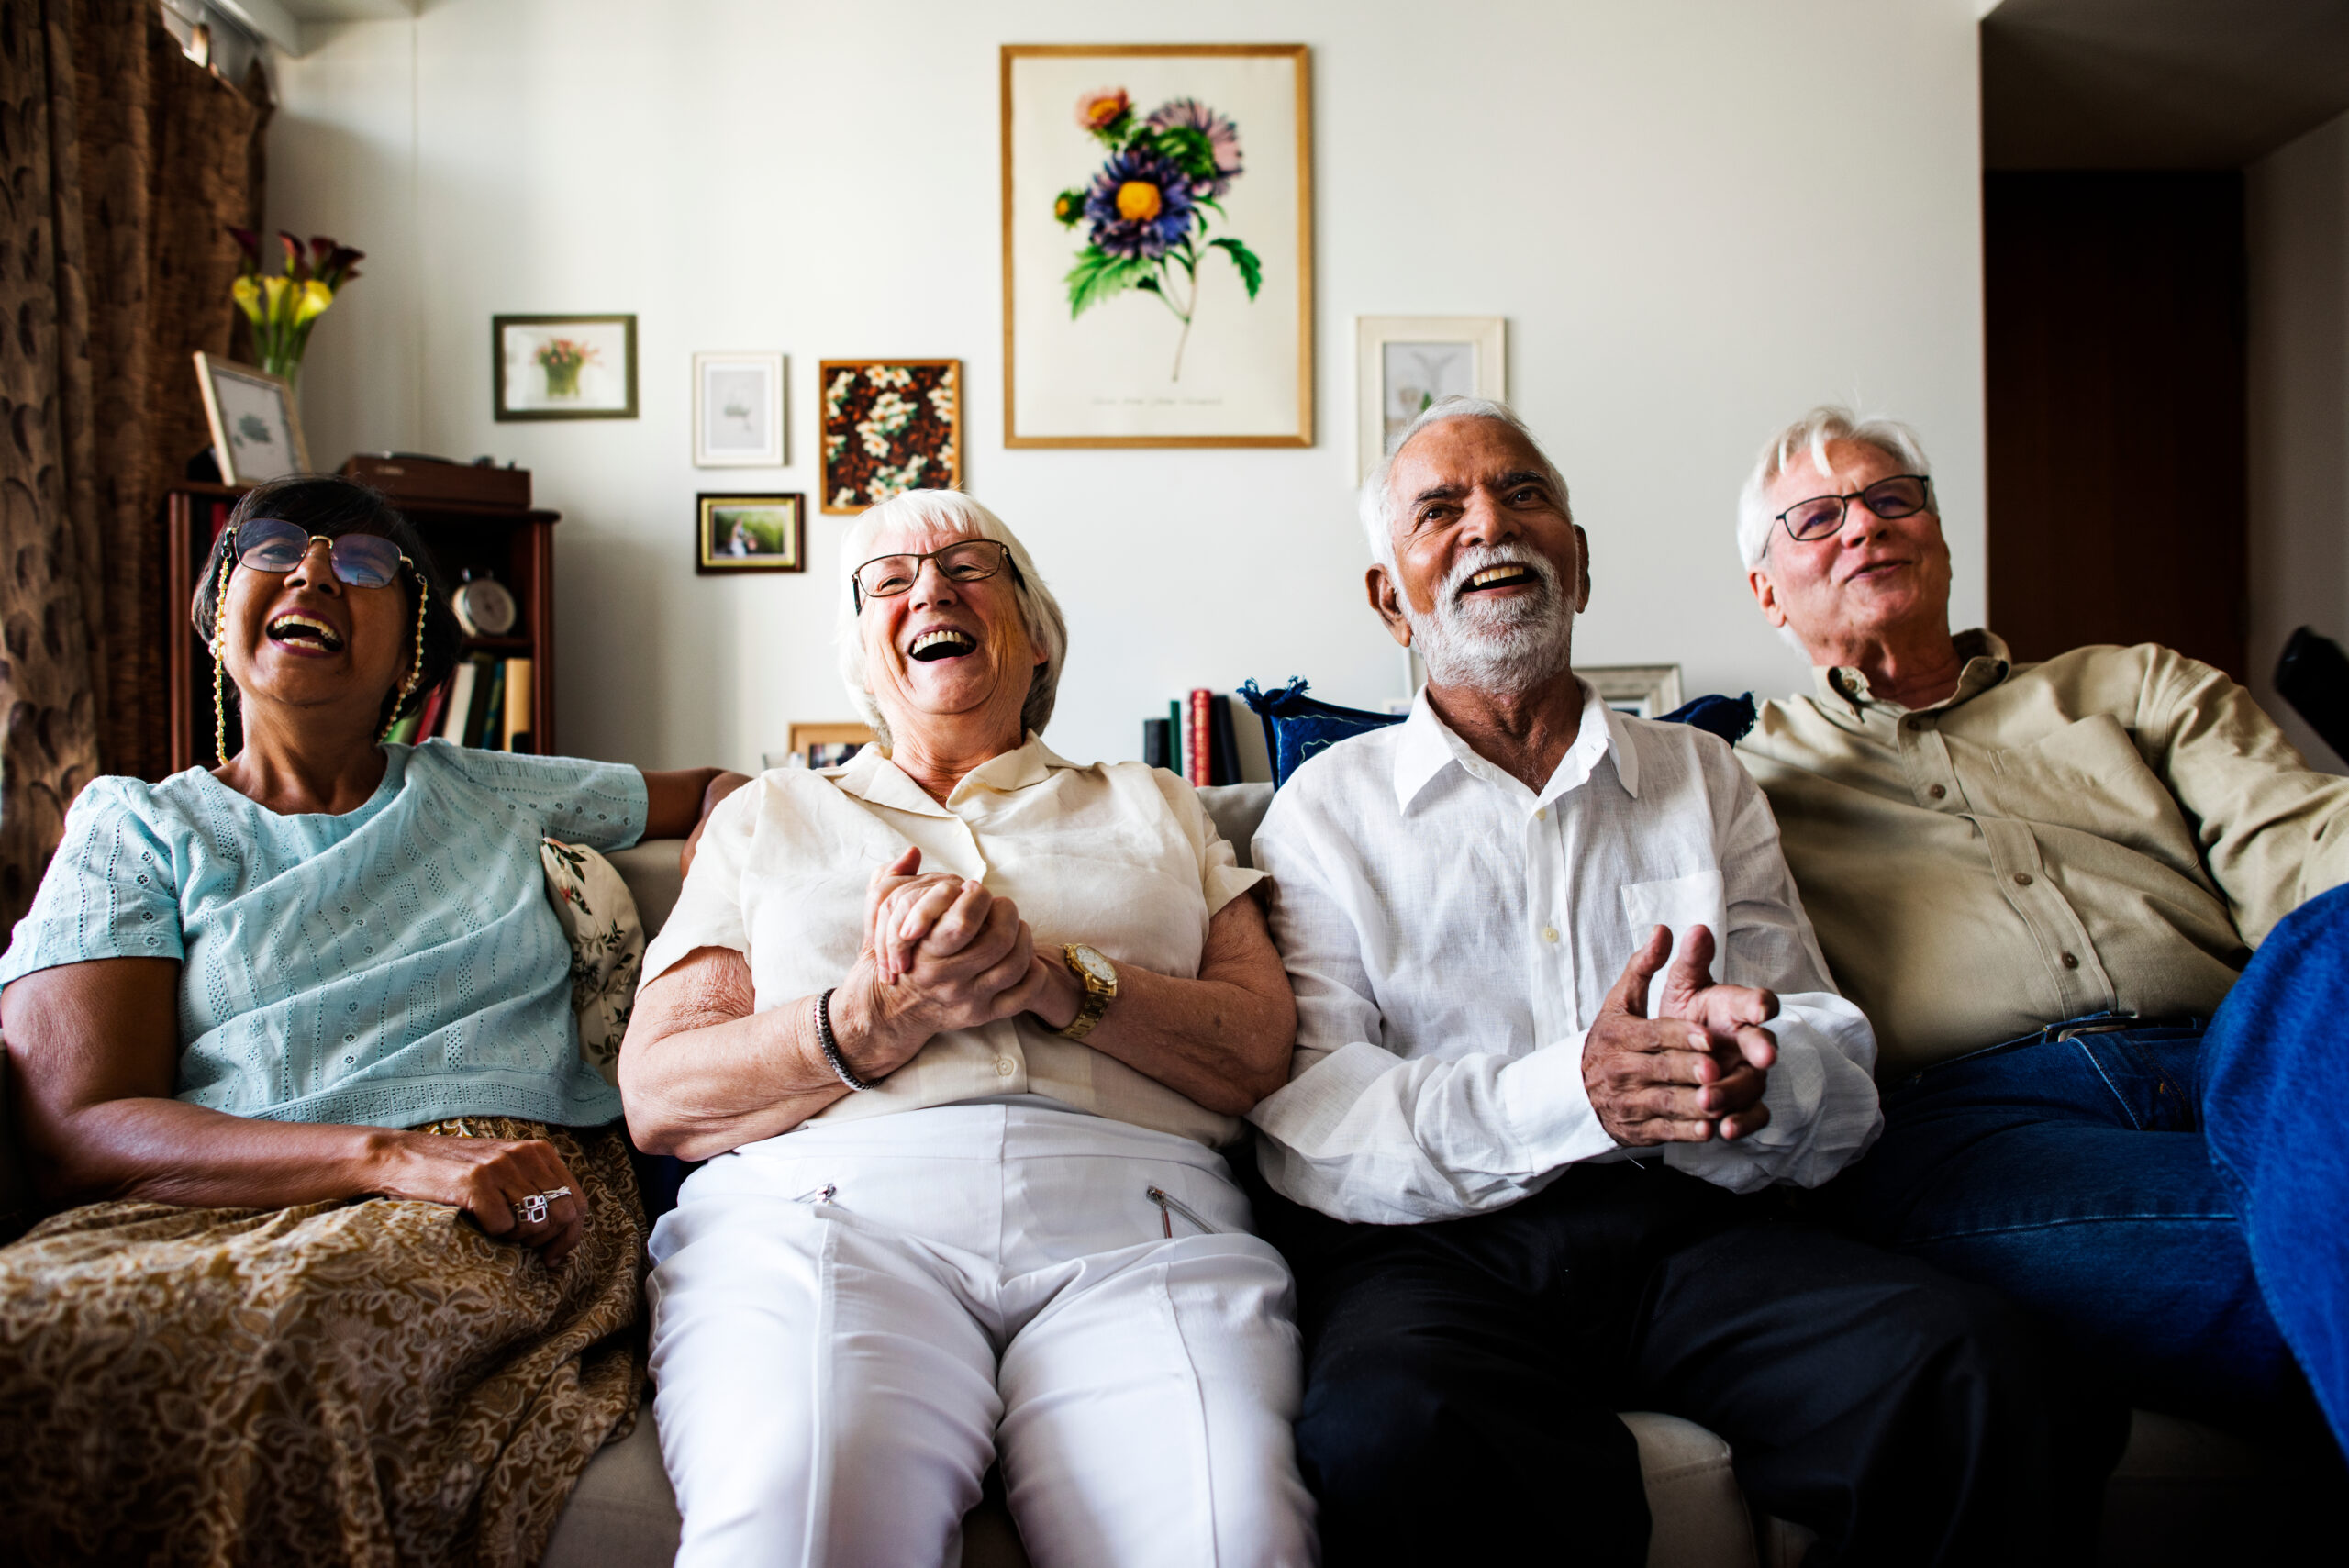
[
  {"x1": 696, "y1": 492, "x2": 806, "y2": 574},
  {"x1": 194, "y1": 351, "x2": 309, "y2": 484},
  {"x1": 494, "y1": 314, "x2": 639, "y2": 420},
  {"x1": 694, "y1": 351, "x2": 785, "y2": 467},
  {"x1": 1355, "y1": 317, "x2": 1507, "y2": 482},
  {"x1": 819, "y1": 359, "x2": 963, "y2": 513},
  {"x1": 1002, "y1": 43, "x2": 1312, "y2": 448}
]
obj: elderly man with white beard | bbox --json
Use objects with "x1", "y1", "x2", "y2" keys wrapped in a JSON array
[{"x1": 1241, "y1": 399, "x2": 2121, "y2": 1566}]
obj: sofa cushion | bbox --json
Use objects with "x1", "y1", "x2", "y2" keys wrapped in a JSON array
[{"x1": 542, "y1": 839, "x2": 647, "y2": 1086}]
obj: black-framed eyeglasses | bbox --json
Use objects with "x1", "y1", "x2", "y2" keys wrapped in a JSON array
[
  {"x1": 228, "y1": 517, "x2": 411, "y2": 589},
  {"x1": 851, "y1": 539, "x2": 1018, "y2": 610},
  {"x1": 1775, "y1": 474, "x2": 1934, "y2": 545}
]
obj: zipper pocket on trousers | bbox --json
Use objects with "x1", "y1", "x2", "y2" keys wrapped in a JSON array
[{"x1": 1146, "y1": 1185, "x2": 1219, "y2": 1238}]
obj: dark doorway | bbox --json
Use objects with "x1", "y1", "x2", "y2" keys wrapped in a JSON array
[{"x1": 1983, "y1": 172, "x2": 2248, "y2": 679}]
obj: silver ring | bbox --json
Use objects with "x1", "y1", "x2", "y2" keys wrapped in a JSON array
[{"x1": 517, "y1": 1186, "x2": 573, "y2": 1225}]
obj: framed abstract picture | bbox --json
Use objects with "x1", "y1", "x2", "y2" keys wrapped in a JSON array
[
  {"x1": 1355, "y1": 316, "x2": 1508, "y2": 482},
  {"x1": 819, "y1": 359, "x2": 963, "y2": 513},
  {"x1": 696, "y1": 492, "x2": 805, "y2": 574},
  {"x1": 1001, "y1": 44, "x2": 1312, "y2": 447},
  {"x1": 494, "y1": 314, "x2": 638, "y2": 420},
  {"x1": 694, "y1": 351, "x2": 785, "y2": 467}
]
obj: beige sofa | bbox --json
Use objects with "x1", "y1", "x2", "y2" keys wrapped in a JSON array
[
  {"x1": 0, "y1": 788, "x2": 2299, "y2": 1567},
  {"x1": 556, "y1": 789, "x2": 2296, "y2": 1568}
]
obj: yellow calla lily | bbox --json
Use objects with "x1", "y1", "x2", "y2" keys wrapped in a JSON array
[
  {"x1": 261, "y1": 274, "x2": 290, "y2": 325},
  {"x1": 292, "y1": 279, "x2": 334, "y2": 328},
  {"x1": 230, "y1": 274, "x2": 263, "y2": 323}
]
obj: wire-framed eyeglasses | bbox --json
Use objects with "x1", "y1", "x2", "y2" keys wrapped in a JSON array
[
  {"x1": 851, "y1": 539, "x2": 1018, "y2": 609},
  {"x1": 228, "y1": 517, "x2": 411, "y2": 589},
  {"x1": 1775, "y1": 474, "x2": 1934, "y2": 545}
]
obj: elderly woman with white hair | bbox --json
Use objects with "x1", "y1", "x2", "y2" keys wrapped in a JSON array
[{"x1": 618, "y1": 489, "x2": 1316, "y2": 1567}]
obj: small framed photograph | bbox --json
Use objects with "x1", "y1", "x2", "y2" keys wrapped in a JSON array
[
  {"x1": 194, "y1": 352, "x2": 309, "y2": 484},
  {"x1": 1355, "y1": 316, "x2": 1507, "y2": 482},
  {"x1": 696, "y1": 492, "x2": 805, "y2": 574},
  {"x1": 819, "y1": 359, "x2": 963, "y2": 513},
  {"x1": 1586, "y1": 664, "x2": 1685, "y2": 719},
  {"x1": 494, "y1": 314, "x2": 639, "y2": 420},
  {"x1": 694, "y1": 351, "x2": 785, "y2": 467}
]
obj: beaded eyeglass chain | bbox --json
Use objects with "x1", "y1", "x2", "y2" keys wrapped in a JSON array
[{"x1": 211, "y1": 545, "x2": 429, "y2": 764}]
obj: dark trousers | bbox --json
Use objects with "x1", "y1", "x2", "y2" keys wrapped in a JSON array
[{"x1": 1247, "y1": 1160, "x2": 2124, "y2": 1567}]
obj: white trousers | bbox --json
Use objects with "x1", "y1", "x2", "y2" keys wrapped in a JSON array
[{"x1": 647, "y1": 1104, "x2": 1318, "y2": 1568}]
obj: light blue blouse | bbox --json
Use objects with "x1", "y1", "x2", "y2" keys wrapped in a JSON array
[{"x1": 0, "y1": 740, "x2": 646, "y2": 1129}]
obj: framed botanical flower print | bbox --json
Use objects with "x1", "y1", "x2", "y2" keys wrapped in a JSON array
[{"x1": 1001, "y1": 44, "x2": 1312, "y2": 447}]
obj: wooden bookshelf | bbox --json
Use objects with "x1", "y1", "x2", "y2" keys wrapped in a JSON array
[{"x1": 162, "y1": 484, "x2": 561, "y2": 773}]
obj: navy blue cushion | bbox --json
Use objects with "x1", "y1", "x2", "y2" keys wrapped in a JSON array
[{"x1": 1241, "y1": 679, "x2": 1757, "y2": 788}]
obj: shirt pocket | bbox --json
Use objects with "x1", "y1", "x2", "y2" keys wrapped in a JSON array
[{"x1": 1620, "y1": 870, "x2": 1728, "y2": 1018}]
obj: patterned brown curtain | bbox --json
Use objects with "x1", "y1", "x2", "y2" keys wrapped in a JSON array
[{"x1": 0, "y1": 0, "x2": 260, "y2": 935}]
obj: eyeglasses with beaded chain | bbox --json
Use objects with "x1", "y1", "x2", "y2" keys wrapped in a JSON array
[{"x1": 210, "y1": 518, "x2": 428, "y2": 763}]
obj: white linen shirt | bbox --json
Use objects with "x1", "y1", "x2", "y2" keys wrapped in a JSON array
[
  {"x1": 1246, "y1": 681, "x2": 1881, "y2": 1224},
  {"x1": 639, "y1": 735, "x2": 1264, "y2": 1148}
]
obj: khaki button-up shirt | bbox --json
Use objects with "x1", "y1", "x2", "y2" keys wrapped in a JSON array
[
  {"x1": 1737, "y1": 630, "x2": 2349, "y2": 1078},
  {"x1": 639, "y1": 735, "x2": 1264, "y2": 1147}
]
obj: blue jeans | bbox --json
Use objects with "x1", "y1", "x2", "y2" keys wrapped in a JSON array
[{"x1": 1834, "y1": 883, "x2": 2349, "y2": 1453}]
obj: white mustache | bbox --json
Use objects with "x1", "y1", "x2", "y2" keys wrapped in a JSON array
[{"x1": 1437, "y1": 545, "x2": 1561, "y2": 609}]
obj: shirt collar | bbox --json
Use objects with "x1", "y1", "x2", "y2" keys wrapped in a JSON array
[
  {"x1": 1393, "y1": 677, "x2": 1632, "y2": 815},
  {"x1": 1813, "y1": 628, "x2": 2012, "y2": 718},
  {"x1": 833, "y1": 731, "x2": 1068, "y2": 817}
]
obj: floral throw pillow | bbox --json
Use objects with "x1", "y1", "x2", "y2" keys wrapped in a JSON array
[{"x1": 540, "y1": 838, "x2": 646, "y2": 1087}]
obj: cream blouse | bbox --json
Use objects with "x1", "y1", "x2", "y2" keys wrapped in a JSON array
[{"x1": 638, "y1": 735, "x2": 1265, "y2": 1147}]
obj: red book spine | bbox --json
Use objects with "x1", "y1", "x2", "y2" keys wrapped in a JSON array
[
  {"x1": 1189, "y1": 689, "x2": 1212, "y2": 786},
  {"x1": 413, "y1": 676, "x2": 451, "y2": 743}
]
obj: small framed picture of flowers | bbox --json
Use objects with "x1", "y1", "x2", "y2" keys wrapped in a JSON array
[
  {"x1": 1001, "y1": 45, "x2": 1312, "y2": 447},
  {"x1": 818, "y1": 360, "x2": 963, "y2": 513},
  {"x1": 493, "y1": 314, "x2": 638, "y2": 421}
]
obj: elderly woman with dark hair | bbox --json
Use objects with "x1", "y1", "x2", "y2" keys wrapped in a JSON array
[
  {"x1": 620, "y1": 488, "x2": 1316, "y2": 1567},
  {"x1": 0, "y1": 474, "x2": 744, "y2": 1565}
]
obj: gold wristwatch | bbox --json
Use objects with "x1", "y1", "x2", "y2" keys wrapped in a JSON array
[{"x1": 1056, "y1": 943, "x2": 1119, "y2": 1040}]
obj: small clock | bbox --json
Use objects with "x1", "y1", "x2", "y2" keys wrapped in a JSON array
[{"x1": 451, "y1": 570, "x2": 518, "y2": 637}]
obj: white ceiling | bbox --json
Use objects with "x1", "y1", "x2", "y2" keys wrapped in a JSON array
[{"x1": 1983, "y1": 0, "x2": 2349, "y2": 169}]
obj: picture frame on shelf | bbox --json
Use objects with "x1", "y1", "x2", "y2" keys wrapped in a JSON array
[
  {"x1": 694, "y1": 351, "x2": 785, "y2": 467},
  {"x1": 494, "y1": 314, "x2": 639, "y2": 420},
  {"x1": 1355, "y1": 316, "x2": 1507, "y2": 482},
  {"x1": 1001, "y1": 43, "x2": 1313, "y2": 448},
  {"x1": 193, "y1": 352, "x2": 308, "y2": 484},
  {"x1": 769, "y1": 721, "x2": 877, "y2": 772},
  {"x1": 696, "y1": 492, "x2": 806, "y2": 574},
  {"x1": 1586, "y1": 664, "x2": 1685, "y2": 719},
  {"x1": 819, "y1": 359, "x2": 963, "y2": 513}
]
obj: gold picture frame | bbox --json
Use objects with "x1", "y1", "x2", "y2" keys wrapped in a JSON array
[
  {"x1": 1001, "y1": 43, "x2": 1313, "y2": 448},
  {"x1": 193, "y1": 352, "x2": 309, "y2": 484},
  {"x1": 696, "y1": 493, "x2": 805, "y2": 574}
]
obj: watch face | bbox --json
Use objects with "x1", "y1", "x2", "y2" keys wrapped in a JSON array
[{"x1": 1071, "y1": 945, "x2": 1116, "y2": 984}]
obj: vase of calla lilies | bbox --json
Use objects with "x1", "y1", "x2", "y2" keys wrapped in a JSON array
[{"x1": 227, "y1": 228, "x2": 364, "y2": 394}]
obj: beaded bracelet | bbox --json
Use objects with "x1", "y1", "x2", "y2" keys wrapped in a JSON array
[{"x1": 814, "y1": 987, "x2": 873, "y2": 1092}]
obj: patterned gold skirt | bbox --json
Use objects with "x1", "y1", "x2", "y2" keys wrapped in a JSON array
[{"x1": 0, "y1": 1119, "x2": 645, "y2": 1568}]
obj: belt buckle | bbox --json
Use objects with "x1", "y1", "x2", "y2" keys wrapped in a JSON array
[{"x1": 2052, "y1": 1013, "x2": 2137, "y2": 1044}]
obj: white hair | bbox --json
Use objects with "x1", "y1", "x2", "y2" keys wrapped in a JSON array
[
  {"x1": 1735, "y1": 405, "x2": 1932, "y2": 571},
  {"x1": 835, "y1": 490, "x2": 1069, "y2": 747},
  {"x1": 1358, "y1": 395, "x2": 1570, "y2": 569}
]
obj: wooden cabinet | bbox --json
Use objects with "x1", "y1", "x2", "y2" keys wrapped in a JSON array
[{"x1": 162, "y1": 484, "x2": 561, "y2": 773}]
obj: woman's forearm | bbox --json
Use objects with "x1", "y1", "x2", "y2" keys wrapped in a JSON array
[
  {"x1": 35, "y1": 1095, "x2": 415, "y2": 1210},
  {"x1": 1074, "y1": 965, "x2": 1296, "y2": 1115}
]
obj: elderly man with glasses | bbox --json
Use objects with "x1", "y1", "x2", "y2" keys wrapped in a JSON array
[
  {"x1": 1243, "y1": 396, "x2": 2113, "y2": 1566},
  {"x1": 1735, "y1": 406, "x2": 2349, "y2": 1465}
]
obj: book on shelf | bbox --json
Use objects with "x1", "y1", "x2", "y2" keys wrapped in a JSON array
[
  {"x1": 1188, "y1": 689, "x2": 1211, "y2": 786},
  {"x1": 1141, "y1": 717, "x2": 1172, "y2": 770},
  {"x1": 1169, "y1": 698, "x2": 1186, "y2": 782},
  {"x1": 439, "y1": 660, "x2": 479, "y2": 744},
  {"x1": 501, "y1": 658, "x2": 533, "y2": 751},
  {"x1": 1144, "y1": 690, "x2": 1255, "y2": 784},
  {"x1": 1209, "y1": 692, "x2": 1240, "y2": 786},
  {"x1": 470, "y1": 660, "x2": 507, "y2": 749}
]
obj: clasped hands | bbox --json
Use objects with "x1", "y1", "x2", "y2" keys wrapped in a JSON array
[
  {"x1": 834, "y1": 849, "x2": 1084, "y2": 1081},
  {"x1": 1583, "y1": 924, "x2": 1778, "y2": 1148}
]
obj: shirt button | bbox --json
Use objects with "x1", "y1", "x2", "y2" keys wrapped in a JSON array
[
  {"x1": 1928, "y1": 784, "x2": 1947, "y2": 800},
  {"x1": 995, "y1": 1058, "x2": 1016, "y2": 1077},
  {"x1": 2013, "y1": 873, "x2": 2033, "y2": 886},
  {"x1": 1534, "y1": 807, "x2": 1547, "y2": 821},
  {"x1": 2061, "y1": 951, "x2": 2080, "y2": 970},
  {"x1": 1541, "y1": 926, "x2": 1560, "y2": 944}
]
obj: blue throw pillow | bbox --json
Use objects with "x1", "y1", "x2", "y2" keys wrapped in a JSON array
[
  {"x1": 1240, "y1": 679, "x2": 1403, "y2": 788},
  {"x1": 1241, "y1": 679, "x2": 1758, "y2": 788}
]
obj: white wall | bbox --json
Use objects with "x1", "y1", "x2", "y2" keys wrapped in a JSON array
[
  {"x1": 269, "y1": 0, "x2": 1989, "y2": 774},
  {"x1": 2247, "y1": 108, "x2": 2349, "y2": 774}
]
